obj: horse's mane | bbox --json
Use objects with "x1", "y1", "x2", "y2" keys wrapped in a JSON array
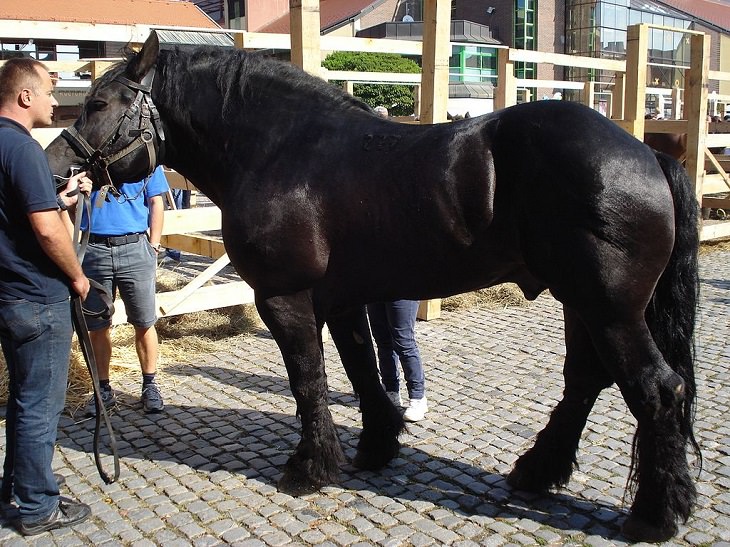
[{"x1": 154, "y1": 45, "x2": 372, "y2": 125}]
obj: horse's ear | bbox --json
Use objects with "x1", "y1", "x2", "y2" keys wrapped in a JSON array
[{"x1": 127, "y1": 32, "x2": 160, "y2": 82}]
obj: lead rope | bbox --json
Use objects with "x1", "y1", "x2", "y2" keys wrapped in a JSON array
[{"x1": 69, "y1": 190, "x2": 120, "y2": 484}]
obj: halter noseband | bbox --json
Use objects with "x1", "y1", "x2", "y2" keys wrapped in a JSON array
[{"x1": 61, "y1": 67, "x2": 166, "y2": 194}]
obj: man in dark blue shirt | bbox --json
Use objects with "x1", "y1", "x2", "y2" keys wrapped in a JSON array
[{"x1": 0, "y1": 57, "x2": 91, "y2": 536}]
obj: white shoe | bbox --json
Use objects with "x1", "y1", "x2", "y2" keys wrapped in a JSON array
[
  {"x1": 386, "y1": 391, "x2": 402, "y2": 407},
  {"x1": 404, "y1": 396, "x2": 428, "y2": 422}
]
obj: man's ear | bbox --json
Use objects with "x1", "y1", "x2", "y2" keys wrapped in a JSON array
[{"x1": 18, "y1": 88, "x2": 32, "y2": 107}]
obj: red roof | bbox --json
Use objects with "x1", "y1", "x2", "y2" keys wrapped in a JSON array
[
  {"x1": 0, "y1": 0, "x2": 218, "y2": 28},
  {"x1": 258, "y1": 0, "x2": 378, "y2": 34},
  {"x1": 657, "y1": 0, "x2": 730, "y2": 32}
]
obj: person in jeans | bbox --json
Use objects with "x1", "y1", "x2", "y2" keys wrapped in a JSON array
[
  {"x1": 0, "y1": 57, "x2": 92, "y2": 535},
  {"x1": 82, "y1": 166, "x2": 169, "y2": 415},
  {"x1": 367, "y1": 300, "x2": 428, "y2": 421}
]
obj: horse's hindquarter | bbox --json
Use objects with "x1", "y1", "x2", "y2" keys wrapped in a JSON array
[{"x1": 490, "y1": 101, "x2": 676, "y2": 309}]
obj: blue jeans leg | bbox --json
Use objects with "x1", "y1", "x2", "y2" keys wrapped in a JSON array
[
  {"x1": 367, "y1": 302, "x2": 400, "y2": 392},
  {"x1": 0, "y1": 297, "x2": 72, "y2": 519},
  {"x1": 384, "y1": 300, "x2": 425, "y2": 399}
]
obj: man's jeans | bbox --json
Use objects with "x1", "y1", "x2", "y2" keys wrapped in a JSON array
[
  {"x1": 0, "y1": 296, "x2": 72, "y2": 520},
  {"x1": 367, "y1": 300, "x2": 426, "y2": 399}
]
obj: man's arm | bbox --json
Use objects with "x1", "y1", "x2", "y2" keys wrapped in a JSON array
[
  {"x1": 147, "y1": 194, "x2": 165, "y2": 253},
  {"x1": 28, "y1": 209, "x2": 90, "y2": 299}
]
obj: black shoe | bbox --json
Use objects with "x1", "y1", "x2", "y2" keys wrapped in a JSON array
[
  {"x1": 16, "y1": 497, "x2": 91, "y2": 536},
  {"x1": 1, "y1": 473, "x2": 66, "y2": 504}
]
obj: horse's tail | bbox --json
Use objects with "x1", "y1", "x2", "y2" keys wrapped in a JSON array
[{"x1": 631, "y1": 151, "x2": 702, "y2": 485}]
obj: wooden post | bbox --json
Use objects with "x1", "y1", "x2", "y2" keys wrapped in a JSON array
[
  {"x1": 290, "y1": 0, "x2": 321, "y2": 76},
  {"x1": 623, "y1": 24, "x2": 648, "y2": 138},
  {"x1": 416, "y1": 0, "x2": 450, "y2": 319},
  {"x1": 611, "y1": 71, "x2": 625, "y2": 120},
  {"x1": 419, "y1": 0, "x2": 451, "y2": 124},
  {"x1": 685, "y1": 32, "x2": 710, "y2": 202},
  {"x1": 343, "y1": 80, "x2": 354, "y2": 95},
  {"x1": 582, "y1": 81, "x2": 595, "y2": 109},
  {"x1": 494, "y1": 48, "x2": 516, "y2": 110}
]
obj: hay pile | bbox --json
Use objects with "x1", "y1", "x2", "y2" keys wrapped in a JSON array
[
  {"x1": 0, "y1": 267, "x2": 264, "y2": 412},
  {"x1": 442, "y1": 283, "x2": 528, "y2": 311}
]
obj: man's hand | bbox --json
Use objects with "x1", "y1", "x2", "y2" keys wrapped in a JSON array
[
  {"x1": 59, "y1": 171, "x2": 93, "y2": 209},
  {"x1": 71, "y1": 275, "x2": 91, "y2": 300}
]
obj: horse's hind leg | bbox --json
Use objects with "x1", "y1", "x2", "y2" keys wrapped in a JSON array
[
  {"x1": 508, "y1": 307, "x2": 613, "y2": 491},
  {"x1": 583, "y1": 315, "x2": 695, "y2": 542},
  {"x1": 327, "y1": 307, "x2": 405, "y2": 470},
  {"x1": 255, "y1": 291, "x2": 344, "y2": 496}
]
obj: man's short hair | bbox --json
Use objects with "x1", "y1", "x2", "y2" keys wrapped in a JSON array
[{"x1": 0, "y1": 57, "x2": 48, "y2": 108}]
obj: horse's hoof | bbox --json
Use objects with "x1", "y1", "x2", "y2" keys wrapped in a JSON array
[
  {"x1": 507, "y1": 467, "x2": 545, "y2": 493},
  {"x1": 277, "y1": 473, "x2": 322, "y2": 497},
  {"x1": 352, "y1": 440, "x2": 400, "y2": 471},
  {"x1": 621, "y1": 514, "x2": 678, "y2": 543}
]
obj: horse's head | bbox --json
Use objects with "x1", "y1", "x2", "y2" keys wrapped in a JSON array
[{"x1": 45, "y1": 32, "x2": 165, "y2": 191}]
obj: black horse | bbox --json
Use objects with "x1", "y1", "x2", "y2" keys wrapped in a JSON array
[{"x1": 45, "y1": 33, "x2": 700, "y2": 542}]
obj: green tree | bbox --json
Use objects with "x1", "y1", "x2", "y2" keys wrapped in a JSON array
[{"x1": 323, "y1": 51, "x2": 421, "y2": 116}]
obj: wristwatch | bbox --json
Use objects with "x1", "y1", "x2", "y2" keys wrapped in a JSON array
[{"x1": 56, "y1": 194, "x2": 68, "y2": 211}]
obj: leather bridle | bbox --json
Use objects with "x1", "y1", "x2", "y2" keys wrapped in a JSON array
[{"x1": 60, "y1": 66, "x2": 166, "y2": 196}]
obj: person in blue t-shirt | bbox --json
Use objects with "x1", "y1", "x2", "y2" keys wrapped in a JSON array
[
  {"x1": 80, "y1": 166, "x2": 169, "y2": 415},
  {"x1": 0, "y1": 57, "x2": 92, "y2": 536}
]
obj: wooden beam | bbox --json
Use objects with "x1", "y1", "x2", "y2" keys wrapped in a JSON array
[
  {"x1": 289, "y1": 0, "x2": 321, "y2": 76},
  {"x1": 419, "y1": 0, "x2": 451, "y2": 124}
]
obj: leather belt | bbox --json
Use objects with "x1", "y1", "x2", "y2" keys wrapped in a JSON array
[{"x1": 89, "y1": 233, "x2": 144, "y2": 246}]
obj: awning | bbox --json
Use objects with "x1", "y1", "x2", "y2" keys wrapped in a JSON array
[{"x1": 155, "y1": 28, "x2": 233, "y2": 48}]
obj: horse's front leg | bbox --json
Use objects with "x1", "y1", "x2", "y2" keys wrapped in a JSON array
[
  {"x1": 256, "y1": 291, "x2": 344, "y2": 496},
  {"x1": 327, "y1": 307, "x2": 405, "y2": 470}
]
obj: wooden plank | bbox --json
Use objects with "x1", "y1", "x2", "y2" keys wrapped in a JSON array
[
  {"x1": 161, "y1": 207, "x2": 222, "y2": 235},
  {"x1": 160, "y1": 234, "x2": 226, "y2": 259},
  {"x1": 509, "y1": 49, "x2": 625, "y2": 72},
  {"x1": 323, "y1": 70, "x2": 421, "y2": 84},
  {"x1": 702, "y1": 197, "x2": 730, "y2": 209},
  {"x1": 644, "y1": 119, "x2": 689, "y2": 134},
  {"x1": 234, "y1": 32, "x2": 423, "y2": 56},
  {"x1": 158, "y1": 254, "x2": 232, "y2": 315},
  {"x1": 705, "y1": 149, "x2": 730, "y2": 187},
  {"x1": 111, "y1": 281, "x2": 255, "y2": 325},
  {"x1": 703, "y1": 174, "x2": 730, "y2": 194},
  {"x1": 700, "y1": 221, "x2": 730, "y2": 241},
  {"x1": 707, "y1": 133, "x2": 730, "y2": 148}
]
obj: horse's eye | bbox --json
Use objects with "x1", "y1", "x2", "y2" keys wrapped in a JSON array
[{"x1": 89, "y1": 100, "x2": 107, "y2": 111}]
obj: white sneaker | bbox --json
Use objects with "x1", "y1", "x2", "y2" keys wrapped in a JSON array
[
  {"x1": 386, "y1": 391, "x2": 402, "y2": 407},
  {"x1": 404, "y1": 396, "x2": 428, "y2": 422}
]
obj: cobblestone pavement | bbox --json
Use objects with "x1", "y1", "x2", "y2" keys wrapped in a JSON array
[{"x1": 0, "y1": 249, "x2": 728, "y2": 546}]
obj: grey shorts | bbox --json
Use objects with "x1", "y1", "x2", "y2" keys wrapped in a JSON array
[{"x1": 82, "y1": 236, "x2": 158, "y2": 330}]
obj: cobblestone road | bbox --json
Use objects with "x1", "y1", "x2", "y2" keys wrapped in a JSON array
[{"x1": 0, "y1": 249, "x2": 728, "y2": 546}]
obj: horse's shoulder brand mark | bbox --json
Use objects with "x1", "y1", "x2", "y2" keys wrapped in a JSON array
[{"x1": 362, "y1": 134, "x2": 402, "y2": 152}]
